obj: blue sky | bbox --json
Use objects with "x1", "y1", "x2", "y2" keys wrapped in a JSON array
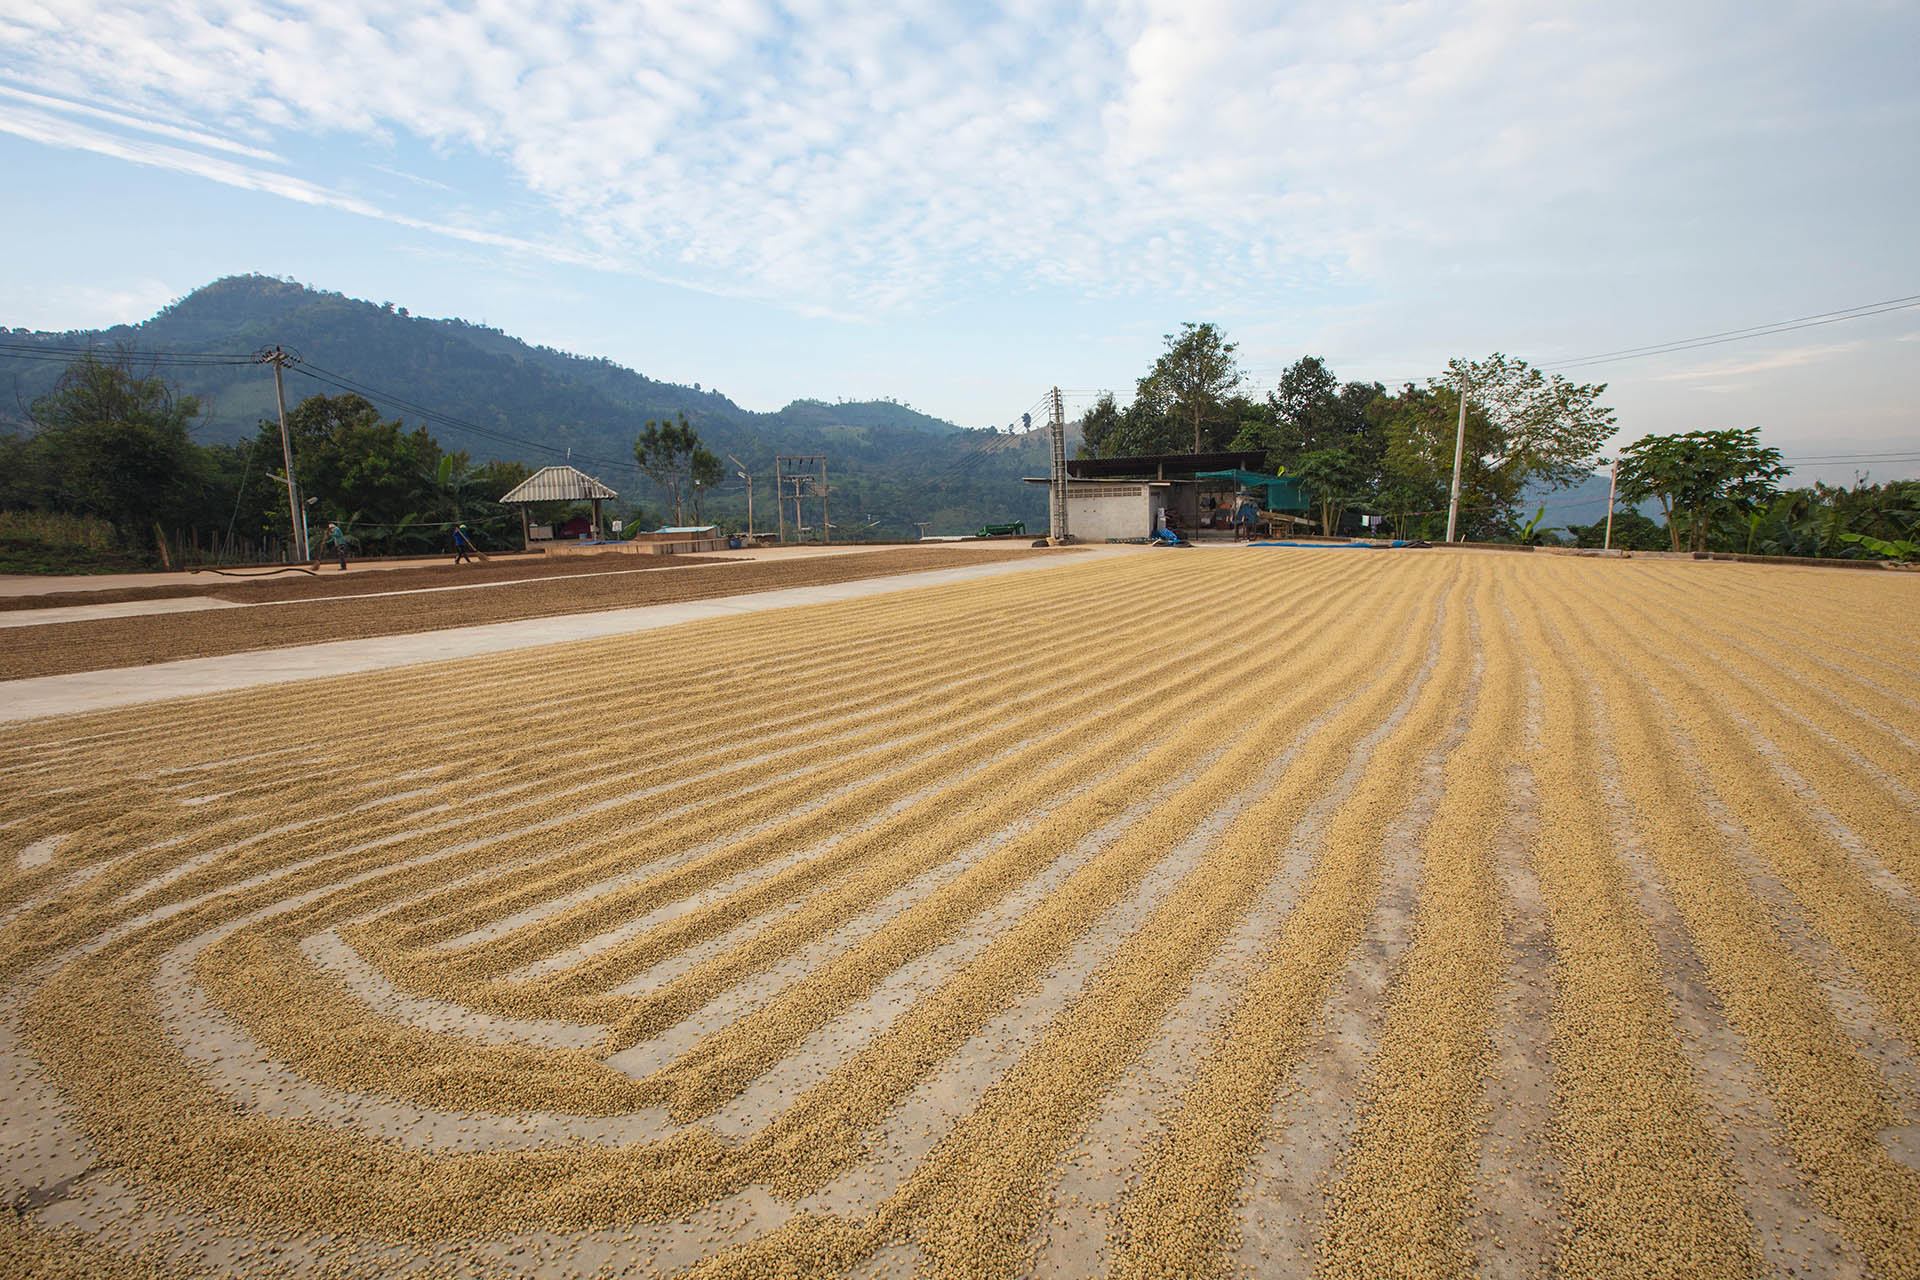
[{"x1": 1, "y1": 0, "x2": 1916, "y2": 482}]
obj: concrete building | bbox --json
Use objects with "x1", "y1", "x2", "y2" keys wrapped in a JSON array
[{"x1": 1026, "y1": 451, "x2": 1310, "y2": 541}]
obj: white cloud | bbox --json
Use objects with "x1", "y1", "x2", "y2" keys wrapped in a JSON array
[
  {"x1": 1658, "y1": 342, "x2": 1860, "y2": 382},
  {"x1": 0, "y1": 0, "x2": 1911, "y2": 326},
  {"x1": 0, "y1": 276, "x2": 177, "y2": 331},
  {"x1": 0, "y1": 83, "x2": 283, "y2": 162},
  {"x1": 0, "y1": 99, "x2": 608, "y2": 267}
]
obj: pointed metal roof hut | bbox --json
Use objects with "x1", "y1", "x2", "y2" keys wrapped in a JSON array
[{"x1": 500, "y1": 465, "x2": 619, "y2": 543}]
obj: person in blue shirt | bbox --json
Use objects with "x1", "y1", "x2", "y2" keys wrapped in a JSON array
[
  {"x1": 452, "y1": 524, "x2": 477, "y2": 564},
  {"x1": 1234, "y1": 494, "x2": 1259, "y2": 540},
  {"x1": 322, "y1": 521, "x2": 350, "y2": 570}
]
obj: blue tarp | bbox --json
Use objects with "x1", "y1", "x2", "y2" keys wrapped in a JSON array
[{"x1": 1249, "y1": 540, "x2": 1417, "y2": 549}]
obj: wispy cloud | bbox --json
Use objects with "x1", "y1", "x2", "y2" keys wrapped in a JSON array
[
  {"x1": 0, "y1": 0, "x2": 1908, "y2": 325},
  {"x1": 367, "y1": 163, "x2": 458, "y2": 195},
  {"x1": 0, "y1": 99, "x2": 607, "y2": 267},
  {"x1": 0, "y1": 82, "x2": 283, "y2": 162},
  {"x1": 1658, "y1": 342, "x2": 1860, "y2": 382}
]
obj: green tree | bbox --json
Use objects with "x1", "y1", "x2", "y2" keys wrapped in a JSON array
[
  {"x1": 1566, "y1": 509, "x2": 1667, "y2": 550},
  {"x1": 1077, "y1": 393, "x2": 1122, "y2": 459},
  {"x1": 1237, "y1": 357, "x2": 1386, "y2": 486},
  {"x1": 688, "y1": 447, "x2": 724, "y2": 522},
  {"x1": 636, "y1": 411, "x2": 711, "y2": 523},
  {"x1": 284, "y1": 393, "x2": 440, "y2": 527},
  {"x1": 24, "y1": 352, "x2": 205, "y2": 549},
  {"x1": 1382, "y1": 358, "x2": 1612, "y2": 537},
  {"x1": 1614, "y1": 428, "x2": 1787, "y2": 554},
  {"x1": 1453, "y1": 352, "x2": 1613, "y2": 486},
  {"x1": 1379, "y1": 384, "x2": 1479, "y2": 535},
  {"x1": 1293, "y1": 447, "x2": 1369, "y2": 536},
  {"x1": 1149, "y1": 322, "x2": 1243, "y2": 454}
]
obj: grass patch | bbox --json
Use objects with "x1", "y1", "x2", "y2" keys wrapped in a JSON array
[{"x1": 0, "y1": 510, "x2": 151, "y2": 574}]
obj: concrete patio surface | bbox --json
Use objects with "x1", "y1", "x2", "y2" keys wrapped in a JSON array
[{"x1": 1, "y1": 547, "x2": 1125, "y2": 723}]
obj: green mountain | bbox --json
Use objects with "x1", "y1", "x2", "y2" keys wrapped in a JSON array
[{"x1": 2, "y1": 275, "x2": 1052, "y2": 537}]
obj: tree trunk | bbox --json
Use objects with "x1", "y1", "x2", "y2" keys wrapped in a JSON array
[{"x1": 1660, "y1": 496, "x2": 1682, "y2": 553}]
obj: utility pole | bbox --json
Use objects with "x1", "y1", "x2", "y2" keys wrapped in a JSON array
[
  {"x1": 259, "y1": 345, "x2": 309, "y2": 562},
  {"x1": 728, "y1": 455, "x2": 755, "y2": 536},
  {"x1": 1444, "y1": 367, "x2": 1468, "y2": 544},
  {"x1": 1049, "y1": 386, "x2": 1069, "y2": 543},
  {"x1": 776, "y1": 456, "x2": 829, "y2": 544},
  {"x1": 1603, "y1": 460, "x2": 1619, "y2": 552}
]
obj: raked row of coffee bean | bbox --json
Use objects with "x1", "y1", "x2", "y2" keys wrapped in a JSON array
[{"x1": 1, "y1": 550, "x2": 1915, "y2": 1278}]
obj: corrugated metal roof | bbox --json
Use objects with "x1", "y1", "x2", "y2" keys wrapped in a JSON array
[
  {"x1": 1066, "y1": 451, "x2": 1266, "y2": 479},
  {"x1": 499, "y1": 465, "x2": 619, "y2": 503}
]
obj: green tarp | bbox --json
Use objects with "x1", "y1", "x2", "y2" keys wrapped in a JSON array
[{"x1": 1194, "y1": 468, "x2": 1310, "y2": 513}]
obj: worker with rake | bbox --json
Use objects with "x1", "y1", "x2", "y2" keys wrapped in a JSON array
[
  {"x1": 452, "y1": 523, "x2": 485, "y2": 564},
  {"x1": 322, "y1": 521, "x2": 350, "y2": 571}
]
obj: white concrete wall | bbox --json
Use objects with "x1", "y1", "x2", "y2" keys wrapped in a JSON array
[{"x1": 1064, "y1": 484, "x2": 1155, "y2": 542}]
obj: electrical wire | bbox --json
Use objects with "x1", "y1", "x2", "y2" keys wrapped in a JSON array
[
  {"x1": 0, "y1": 339, "x2": 258, "y2": 366},
  {"x1": 289, "y1": 361, "x2": 639, "y2": 478},
  {"x1": 1539, "y1": 295, "x2": 1920, "y2": 372}
]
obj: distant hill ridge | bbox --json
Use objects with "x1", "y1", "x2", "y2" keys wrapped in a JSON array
[{"x1": 2, "y1": 275, "x2": 1053, "y2": 536}]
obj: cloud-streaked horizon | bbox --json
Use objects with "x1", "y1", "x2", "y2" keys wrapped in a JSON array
[
  {"x1": 0, "y1": 0, "x2": 1915, "y2": 467},
  {"x1": 1, "y1": 0, "x2": 1893, "y2": 318}
]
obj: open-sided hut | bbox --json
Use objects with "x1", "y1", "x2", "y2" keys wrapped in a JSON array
[{"x1": 499, "y1": 466, "x2": 619, "y2": 544}]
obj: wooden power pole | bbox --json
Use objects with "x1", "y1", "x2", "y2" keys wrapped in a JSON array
[{"x1": 260, "y1": 345, "x2": 309, "y2": 562}]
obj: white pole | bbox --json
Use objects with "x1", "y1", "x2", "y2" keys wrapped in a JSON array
[
  {"x1": 1444, "y1": 369, "x2": 1468, "y2": 544},
  {"x1": 1603, "y1": 460, "x2": 1619, "y2": 551},
  {"x1": 729, "y1": 455, "x2": 754, "y2": 536}
]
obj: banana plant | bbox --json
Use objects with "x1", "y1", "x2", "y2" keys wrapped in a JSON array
[{"x1": 1840, "y1": 531, "x2": 1920, "y2": 562}]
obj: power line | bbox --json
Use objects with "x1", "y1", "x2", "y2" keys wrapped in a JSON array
[
  {"x1": 1540, "y1": 294, "x2": 1920, "y2": 372},
  {"x1": 1232, "y1": 291, "x2": 1920, "y2": 393},
  {"x1": 289, "y1": 360, "x2": 639, "y2": 477},
  {"x1": 0, "y1": 339, "x2": 256, "y2": 367},
  {"x1": 1776, "y1": 449, "x2": 1920, "y2": 463}
]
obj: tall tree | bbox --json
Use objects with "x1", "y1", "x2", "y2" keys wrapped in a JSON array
[
  {"x1": 279, "y1": 392, "x2": 441, "y2": 533},
  {"x1": 1614, "y1": 428, "x2": 1787, "y2": 553},
  {"x1": 1267, "y1": 356, "x2": 1340, "y2": 460},
  {"x1": 1448, "y1": 353, "x2": 1613, "y2": 489},
  {"x1": 1379, "y1": 384, "x2": 1481, "y2": 536},
  {"x1": 1383, "y1": 356, "x2": 1613, "y2": 536},
  {"x1": 24, "y1": 351, "x2": 205, "y2": 549},
  {"x1": 1148, "y1": 322, "x2": 1243, "y2": 454},
  {"x1": 688, "y1": 447, "x2": 724, "y2": 521},
  {"x1": 1293, "y1": 447, "x2": 1369, "y2": 536},
  {"x1": 1077, "y1": 393, "x2": 1122, "y2": 459},
  {"x1": 635, "y1": 411, "x2": 713, "y2": 523},
  {"x1": 1240, "y1": 356, "x2": 1387, "y2": 480}
]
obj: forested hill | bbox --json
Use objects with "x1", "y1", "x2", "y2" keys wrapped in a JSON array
[{"x1": 1, "y1": 275, "x2": 1051, "y2": 536}]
